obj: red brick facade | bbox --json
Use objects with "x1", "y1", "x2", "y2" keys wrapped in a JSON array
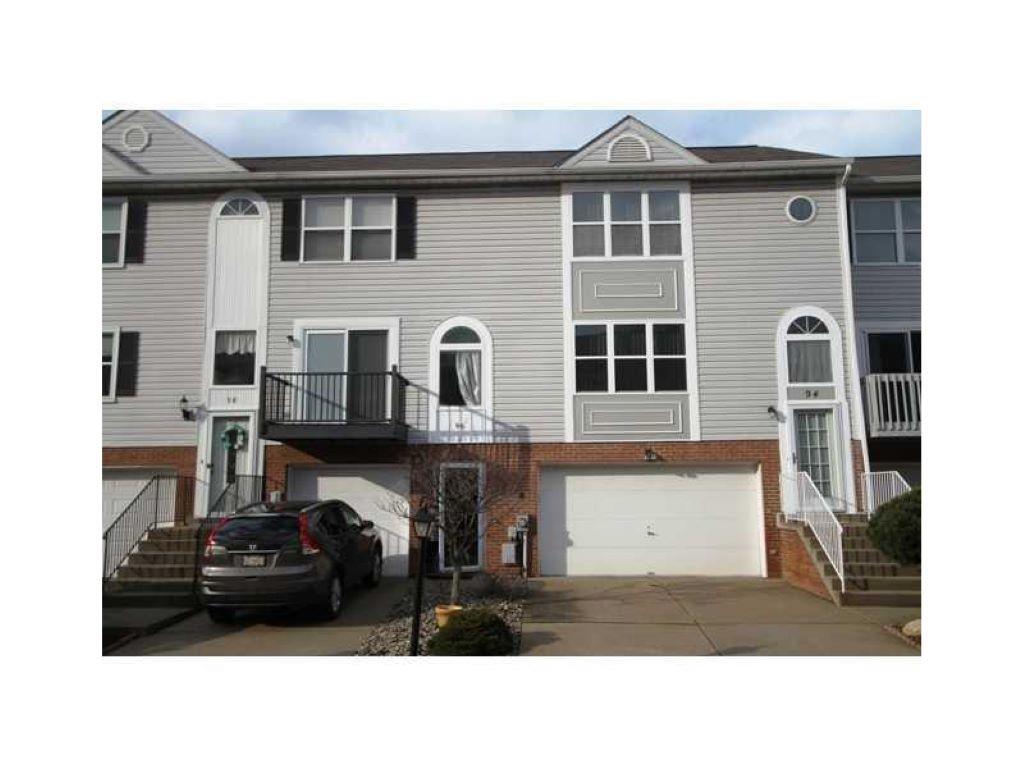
[
  {"x1": 778, "y1": 526, "x2": 832, "y2": 600},
  {"x1": 265, "y1": 439, "x2": 785, "y2": 578}
]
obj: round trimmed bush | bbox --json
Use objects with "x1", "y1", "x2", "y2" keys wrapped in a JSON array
[
  {"x1": 426, "y1": 608, "x2": 514, "y2": 656},
  {"x1": 867, "y1": 488, "x2": 921, "y2": 565}
]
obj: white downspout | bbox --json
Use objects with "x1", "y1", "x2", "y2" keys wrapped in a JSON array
[{"x1": 836, "y1": 164, "x2": 872, "y2": 502}]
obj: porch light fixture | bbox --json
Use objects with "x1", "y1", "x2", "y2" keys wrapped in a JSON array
[
  {"x1": 767, "y1": 405, "x2": 784, "y2": 423},
  {"x1": 286, "y1": 334, "x2": 298, "y2": 346},
  {"x1": 644, "y1": 447, "x2": 660, "y2": 463},
  {"x1": 410, "y1": 505, "x2": 438, "y2": 656},
  {"x1": 179, "y1": 395, "x2": 196, "y2": 422}
]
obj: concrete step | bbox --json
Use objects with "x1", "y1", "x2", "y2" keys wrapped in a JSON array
[
  {"x1": 844, "y1": 562, "x2": 901, "y2": 578},
  {"x1": 146, "y1": 526, "x2": 201, "y2": 542},
  {"x1": 127, "y1": 551, "x2": 197, "y2": 566},
  {"x1": 138, "y1": 539, "x2": 200, "y2": 553},
  {"x1": 833, "y1": 575, "x2": 921, "y2": 591},
  {"x1": 106, "y1": 576, "x2": 195, "y2": 592},
  {"x1": 115, "y1": 564, "x2": 195, "y2": 579},
  {"x1": 840, "y1": 589, "x2": 921, "y2": 607},
  {"x1": 816, "y1": 548, "x2": 897, "y2": 565}
]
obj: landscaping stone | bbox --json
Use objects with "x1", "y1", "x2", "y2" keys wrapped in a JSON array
[
  {"x1": 357, "y1": 576, "x2": 525, "y2": 656},
  {"x1": 902, "y1": 618, "x2": 921, "y2": 638}
]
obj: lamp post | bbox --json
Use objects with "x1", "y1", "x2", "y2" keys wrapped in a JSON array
[{"x1": 410, "y1": 505, "x2": 437, "y2": 656}]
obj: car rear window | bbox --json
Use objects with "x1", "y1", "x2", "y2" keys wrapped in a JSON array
[{"x1": 215, "y1": 515, "x2": 298, "y2": 539}]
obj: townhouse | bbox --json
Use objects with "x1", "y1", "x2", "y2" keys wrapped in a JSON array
[{"x1": 102, "y1": 111, "x2": 920, "y2": 598}]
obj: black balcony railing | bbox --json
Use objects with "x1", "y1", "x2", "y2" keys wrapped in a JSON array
[{"x1": 259, "y1": 366, "x2": 409, "y2": 441}]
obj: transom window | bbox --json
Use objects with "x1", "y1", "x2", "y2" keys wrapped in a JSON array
[
  {"x1": 574, "y1": 322, "x2": 687, "y2": 393},
  {"x1": 867, "y1": 331, "x2": 921, "y2": 374},
  {"x1": 220, "y1": 198, "x2": 260, "y2": 216},
  {"x1": 571, "y1": 189, "x2": 683, "y2": 258},
  {"x1": 301, "y1": 195, "x2": 395, "y2": 262},
  {"x1": 103, "y1": 198, "x2": 127, "y2": 266},
  {"x1": 785, "y1": 315, "x2": 834, "y2": 385},
  {"x1": 103, "y1": 330, "x2": 119, "y2": 399},
  {"x1": 851, "y1": 197, "x2": 920, "y2": 264},
  {"x1": 213, "y1": 330, "x2": 256, "y2": 385}
]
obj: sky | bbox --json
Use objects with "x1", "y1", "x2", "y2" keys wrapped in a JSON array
[{"x1": 106, "y1": 110, "x2": 921, "y2": 158}]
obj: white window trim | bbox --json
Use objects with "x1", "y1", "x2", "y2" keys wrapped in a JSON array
[
  {"x1": 785, "y1": 195, "x2": 818, "y2": 225},
  {"x1": 849, "y1": 196, "x2": 920, "y2": 265},
  {"x1": 211, "y1": 329, "x2": 259, "y2": 388},
  {"x1": 427, "y1": 316, "x2": 494, "y2": 434},
  {"x1": 566, "y1": 182, "x2": 693, "y2": 261},
  {"x1": 437, "y1": 461, "x2": 486, "y2": 572},
  {"x1": 299, "y1": 194, "x2": 397, "y2": 263},
  {"x1": 103, "y1": 326, "x2": 121, "y2": 402},
  {"x1": 572, "y1": 320, "x2": 688, "y2": 395},
  {"x1": 103, "y1": 197, "x2": 128, "y2": 269}
]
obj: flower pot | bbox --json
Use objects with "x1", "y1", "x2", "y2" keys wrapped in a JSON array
[{"x1": 435, "y1": 604, "x2": 463, "y2": 628}]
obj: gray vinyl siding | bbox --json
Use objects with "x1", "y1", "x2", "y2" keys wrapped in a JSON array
[
  {"x1": 691, "y1": 179, "x2": 857, "y2": 439},
  {"x1": 102, "y1": 111, "x2": 242, "y2": 175},
  {"x1": 851, "y1": 265, "x2": 920, "y2": 323},
  {"x1": 266, "y1": 187, "x2": 564, "y2": 442},
  {"x1": 102, "y1": 197, "x2": 209, "y2": 446}
]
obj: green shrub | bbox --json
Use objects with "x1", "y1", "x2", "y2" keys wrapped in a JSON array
[
  {"x1": 867, "y1": 488, "x2": 921, "y2": 565},
  {"x1": 426, "y1": 609, "x2": 514, "y2": 656}
]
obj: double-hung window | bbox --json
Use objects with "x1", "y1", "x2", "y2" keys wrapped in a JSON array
[
  {"x1": 851, "y1": 197, "x2": 920, "y2": 263},
  {"x1": 571, "y1": 189, "x2": 684, "y2": 258},
  {"x1": 103, "y1": 329, "x2": 120, "y2": 400},
  {"x1": 103, "y1": 198, "x2": 127, "y2": 266},
  {"x1": 301, "y1": 196, "x2": 396, "y2": 262},
  {"x1": 574, "y1": 322, "x2": 687, "y2": 393}
]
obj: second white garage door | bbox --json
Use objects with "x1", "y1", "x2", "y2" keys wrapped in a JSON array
[
  {"x1": 539, "y1": 465, "x2": 764, "y2": 577},
  {"x1": 288, "y1": 465, "x2": 410, "y2": 577}
]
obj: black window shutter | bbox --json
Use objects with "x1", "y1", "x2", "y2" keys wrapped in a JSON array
[
  {"x1": 396, "y1": 197, "x2": 417, "y2": 260},
  {"x1": 281, "y1": 198, "x2": 302, "y2": 261},
  {"x1": 124, "y1": 199, "x2": 147, "y2": 264},
  {"x1": 116, "y1": 332, "x2": 140, "y2": 397}
]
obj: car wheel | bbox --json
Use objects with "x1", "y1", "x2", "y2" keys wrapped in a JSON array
[
  {"x1": 207, "y1": 607, "x2": 235, "y2": 624},
  {"x1": 364, "y1": 549, "x2": 383, "y2": 588},
  {"x1": 321, "y1": 572, "x2": 344, "y2": 620}
]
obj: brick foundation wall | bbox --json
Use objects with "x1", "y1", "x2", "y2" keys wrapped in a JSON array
[
  {"x1": 778, "y1": 526, "x2": 832, "y2": 601},
  {"x1": 103, "y1": 445, "x2": 198, "y2": 525},
  {"x1": 265, "y1": 439, "x2": 783, "y2": 578}
]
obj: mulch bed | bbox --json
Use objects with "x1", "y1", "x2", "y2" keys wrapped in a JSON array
[{"x1": 357, "y1": 577, "x2": 525, "y2": 656}]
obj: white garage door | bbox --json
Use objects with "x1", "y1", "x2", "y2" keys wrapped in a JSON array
[
  {"x1": 102, "y1": 468, "x2": 168, "y2": 532},
  {"x1": 539, "y1": 465, "x2": 763, "y2": 577},
  {"x1": 288, "y1": 465, "x2": 410, "y2": 577}
]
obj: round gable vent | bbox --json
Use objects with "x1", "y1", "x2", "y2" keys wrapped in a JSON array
[
  {"x1": 607, "y1": 133, "x2": 652, "y2": 162},
  {"x1": 121, "y1": 124, "x2": 150, "y2": 153}
]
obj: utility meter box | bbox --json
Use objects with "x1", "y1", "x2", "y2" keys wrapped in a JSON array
[
  {"x1": 501, "y1": 542, "x2": 518, "y2": 565},
  {"x1": 515, "y1": 515, "x2": 529, "y2": 533}
]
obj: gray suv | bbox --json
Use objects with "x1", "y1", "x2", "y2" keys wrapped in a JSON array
[{"x1": 199, "y1": 500, "x2": 383, "y2": 623}]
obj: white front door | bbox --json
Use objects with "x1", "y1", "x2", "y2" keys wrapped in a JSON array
[
  {"x1": 539, "y1": 466, "x2": 763, "y2": 576},
  {"x1": 288, "y1": 465, "x2": 410, "y2": 576}
]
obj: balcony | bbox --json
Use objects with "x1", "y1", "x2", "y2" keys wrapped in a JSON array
[
  {"x1": 863, "y1": 373, "x2": 921, "y2": 437},
  {"x1": 259, "y1": 367, "x2": 409, "y2": 442}
]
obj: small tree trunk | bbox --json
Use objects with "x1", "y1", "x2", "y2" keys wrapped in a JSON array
[{"x1": 450, "y1": 564, "x2": 461, "y2": 606}]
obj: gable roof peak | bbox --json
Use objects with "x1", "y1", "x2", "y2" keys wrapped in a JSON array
[{"x1": 560, "y1": 114, "x2": 707, "y2": 168}]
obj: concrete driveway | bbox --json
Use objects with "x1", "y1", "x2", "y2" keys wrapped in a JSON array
[
  {"x1": 520, "y1": 577, "x2": 919, "y2": 656},
  {"x1": 111, "y1": 578, "x2": 406, "y2": 656}
]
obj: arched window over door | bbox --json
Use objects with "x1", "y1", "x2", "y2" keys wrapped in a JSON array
[
  {"x1": 219, "y1": 198, "x2": 260, "y2": 216},
  {"x1": 429, "y1": 317, "x2": 493, "y2": 442}
]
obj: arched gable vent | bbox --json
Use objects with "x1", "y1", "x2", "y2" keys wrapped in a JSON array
[{"x1": 607, "y1": 133, "x2": 652, "y2": 162}]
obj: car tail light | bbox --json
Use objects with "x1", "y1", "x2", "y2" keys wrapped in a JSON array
[
  {"x1": 204, "y1": 518, "x2": 230, "y2": 557},
  {"x1": 299, "y1": 513, "x2": 321, "y2": 556}
]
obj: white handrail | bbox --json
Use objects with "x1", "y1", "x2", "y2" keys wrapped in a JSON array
[
  {"x1": 861, "y1": 471, "x2": 912, "y2": 516},
  {"x1": 864, "y1": 373, "x2": 921, "y2": 436},
  {"x1": 781, "y1": 472, "x2": 845, "y2": 592}
]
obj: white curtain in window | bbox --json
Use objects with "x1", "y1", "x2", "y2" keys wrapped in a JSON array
[
  {"x1": 788, "y1": 340, "x2": 832, "y2": 383},
  {"x1": 216, "y1": 331, "x2": 256, "y2": 355},
  {"x1": 455, "y1": 350, "x2": 481, "y2": 406}
]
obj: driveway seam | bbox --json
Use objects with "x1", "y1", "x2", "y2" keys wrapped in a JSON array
[{"x1": 650, "y1": 583, "x2": 721, "y2": 656}]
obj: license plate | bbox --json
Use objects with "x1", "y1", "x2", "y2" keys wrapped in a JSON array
[{"x1": 241, "y1": 555, "x2": 266, "y2": 567}]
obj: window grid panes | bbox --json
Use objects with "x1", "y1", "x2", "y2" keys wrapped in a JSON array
[
  {"x1": 570, "y1": 190, "x2": 683, "y2": 258},
  {"x1": 851, "y1": 197, "x2": 920, "y2": 264},
  {"x1": 302, "y1": 196, "x2": 395, "y2": 262},
  {"x1": 574, "y1": 322, "x2": 687, "y2": 393},
  {"x1": 103, "y1": 200, "x2": 125, "y2": 265}
]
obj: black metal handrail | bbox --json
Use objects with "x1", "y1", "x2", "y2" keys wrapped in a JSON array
[
  {"x1": 260, "y1": 367, "x2": 408, "y2": 427},
  {"x1": 102, "y1": 475, "x2": 198, "y2": 580}
]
